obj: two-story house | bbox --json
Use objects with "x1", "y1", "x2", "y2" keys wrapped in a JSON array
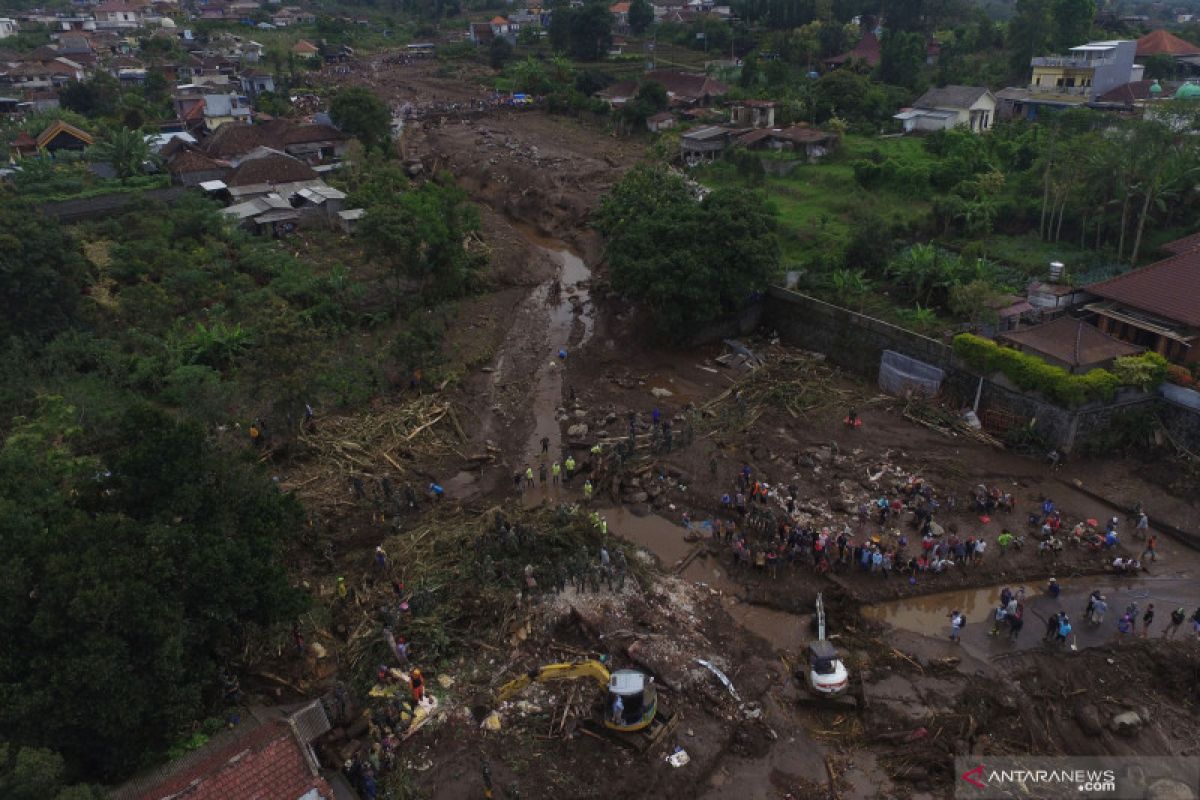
[
  {"x1": 999, "y1": 40, "x2": 1142, "y2": 120},
  {"x1": 94, "y1": 1, "x2": 146, "y2": 29}
]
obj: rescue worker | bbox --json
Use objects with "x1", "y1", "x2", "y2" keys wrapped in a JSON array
[{"x1": 410, "y1": 668, "x2": 425, "y2": 704}]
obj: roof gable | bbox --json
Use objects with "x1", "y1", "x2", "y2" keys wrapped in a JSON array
[
  {"x1": 36, "y1": 119, "x2": 94, "y2": 148},
  {"x1": 1087, "y1": 250, "x2": 1200, "y2": 327},
  {"x1": 827, "y1": 31, "x2": 881, "y2": 66},
  {"x1": 912, "y1": 85, "x2": 991, "y2": 110},
  {"x1": 999, "y1": 316, "x2": 1142, "y2": 367},
  {"x1": 1136, "y1": 29, "x2": 1200, "y2": 57},
  {"x1": 225, "y1": 152, "x2": 317, "y2": 186}
]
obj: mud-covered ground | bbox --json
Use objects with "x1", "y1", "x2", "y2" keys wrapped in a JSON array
[{"x1": 272, "y1": 55, "x2": 1200, "y2": 800}]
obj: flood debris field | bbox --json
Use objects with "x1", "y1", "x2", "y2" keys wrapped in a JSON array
[{"x1": 250, "y1": 54, "x2": 1200, "y2": 800}]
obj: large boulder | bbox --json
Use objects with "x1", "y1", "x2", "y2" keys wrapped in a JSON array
[
  {"x1": 1109, "y1": 710, "x2": 1144, "y2": 737},
  {"x1": 567, "y1": 423, "x2": 589, "y2": 438}
]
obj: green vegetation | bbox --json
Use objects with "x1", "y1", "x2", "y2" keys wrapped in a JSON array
[
  {"x1": 953, "y1": 333, "x2": 1168, "y2": 406},
  {"x1": 548, "y1": 2, "x2": 614, "y2": 62},
  {"x1": 331, "y1": 86, "x2": 393, "y2": 155},
  {"x1": 358, "y1": 171, "x2": 485, "y2": 301},
  {"x1": 0, "y1": 142, "x2": 484, "y2": 780},
  {"x1": 596, "y1": 164, "x2": 780, "y2": 339},
  {"x1": 0, "y1": 397, "x2": 307, "y2": 780}
]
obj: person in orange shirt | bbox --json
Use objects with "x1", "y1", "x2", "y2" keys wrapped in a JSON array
[{"x1": 410, "y1": 668, "x2": 425, "y2": 703}]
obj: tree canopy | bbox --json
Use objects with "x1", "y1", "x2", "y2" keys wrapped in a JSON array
[
  {"x1": 628, "y1": 0, "x2": 653, "y2": 34},
  {"x1": 595, "y1": 165, "x2": 780, "y2": 339},
  {"x1": 0, "y1": 397, "x2": 306, "y2": 781},
  {"x1": 330, "y1": 86, "x2": 392, "y2": 155},
  {"x1": 0, "y1": 203, "x2": 89, "y2": 343},
  {"x1": 549, "y1": 2, "x2": 614, "y2": 62},
  {"x1": 358, "y1": 174, "x2": 484, "y2": 301}
]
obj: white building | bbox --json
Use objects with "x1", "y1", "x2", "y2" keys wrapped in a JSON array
[{"x1": 895, "y1": 85, "x2": 996, "y2": 133}]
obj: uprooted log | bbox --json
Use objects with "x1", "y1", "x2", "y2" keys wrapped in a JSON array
[
  {"x1": 700, "y1": 347, "x2": 859, "y2": 430},
  {"x1": 286, "y1": 396, "x2": 466, "y2": 501},
  {"x1": 900, "y1": 395, "x2": 1005, "y2": 448}
]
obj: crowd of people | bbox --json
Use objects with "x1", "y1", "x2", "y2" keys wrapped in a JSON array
[{"x1": 947, "y1": 581, "x2": 1200, "y2": 648}]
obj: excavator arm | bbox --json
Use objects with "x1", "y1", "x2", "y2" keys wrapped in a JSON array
[{"x1": 495, "y1": 660, "x2": 612, "y2": 703}]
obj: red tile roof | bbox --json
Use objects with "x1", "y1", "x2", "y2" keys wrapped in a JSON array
[
  {"x1": 119, "y1": 720, "x2": 332, "y2": 800},
  {"x1": 1095, "y1": 79, "x2": 1155, "y2": 105},
  {"x1": 826, "y1": 31, "x2": 881, "y2": 66},
  {"x1": 1136, "y1": 29, "x2": 1200, "y2": 57},
  {"x1": 1159, "y1": 231, "x2": 1200, "y2": 255},
  {"x1": 770, "y1": 125, "x2": 835, "y2": 144},
  {"x1": 1087, "y1": 250, "x2": 1200, "y2": 327},
  {"x1": 202, "y1": 120, "x2": 348, "y2": 158},
  {"x1": 291, "y1": 40, "x2": 319, "y2": 54},
  {"x1": 225, "y1": 152, "x2": 317, "y2": 185},
  {"x1": 998, "y1": 316, "x2": 1143, "y2": 368},
  {"x1": 644, "y1": 69, "x2": 729, "y2": 101},
  {"x1": 168, "y1": 148, "x2": 226, "y2": 174}
]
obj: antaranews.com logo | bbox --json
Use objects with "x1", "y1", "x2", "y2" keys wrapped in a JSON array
[{"x1": 955, "y1": 757, "x2": 1198, "y2": 799}]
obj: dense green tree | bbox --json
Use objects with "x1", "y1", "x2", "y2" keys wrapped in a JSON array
[
  {"x1": 359, "y1": 176, "x2": 483, "y2": 301},
  {"x1": 58, "y1": 73, "x2": 121, "y2": 119},
  {"x1": 628, "y1": 0, "x2": 653, "y2": 33},
  {"x1": 879, "y1": 30, "x2": 926, "y2": 88},
  {"x1": 0, "y1": 744, "x2": 103, "y2": 800},
  {"x1": 330, "y1": 86, "x2": 392, "y2": 155},
  {"x1": 887, "y1": 0, "x2": 925, "y2": 32},
  {"x1": 619, "y1": 80, "x2": 668, "y2": 128},
  {"x1": 1050, "y1": 0, "x2": 1095, "y2": 51},
  {"x1": 595, "y1": 165, "x2": 780, "y2": 339},
  {"x1": 740, "y1": 52, "x2": 761, "y2": 87},
  {"x1": 812, "y1": 68, "x2": 907, "y2": 126},
  {"x1": 1007, "y1": 0, "x2": 1052, "y2": 81},
  {"x1": 489, "y1": 35, "x2": 514, "y2": 69},
  {"x1": 549, "y1": 2, "x2": 613, "y2": 61},
  {"x1": 0, "y1": 204, "x2": 89, "y2": 342},
  {"x1": 0, "y1": 397, "x2": 307, "y2": 780}
]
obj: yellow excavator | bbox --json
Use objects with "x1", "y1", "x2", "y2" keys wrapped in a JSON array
[{"x1": 495, "y1": 660, "x2": 678, "y2": 751}]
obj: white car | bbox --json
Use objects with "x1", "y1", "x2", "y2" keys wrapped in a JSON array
[{"x1": 807, "y1": 639, "x2": 849, "y2": 695}]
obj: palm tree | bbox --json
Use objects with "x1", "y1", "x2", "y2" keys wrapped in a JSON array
[{"x1": 90, "y1": 127, "x2": 153, "y2": 182}]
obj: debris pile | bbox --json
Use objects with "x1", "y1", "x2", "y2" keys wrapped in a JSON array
[{"x1": 291, "y1": 395, "x2": 466, "y2": 501}]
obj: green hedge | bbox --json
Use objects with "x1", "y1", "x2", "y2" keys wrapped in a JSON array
[{"x1": 952, "y1": 333, "x2": 1167, "y2": 407}]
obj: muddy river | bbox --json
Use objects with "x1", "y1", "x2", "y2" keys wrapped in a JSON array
[{"x1": 863, "y1": 566, "x2": 1198, "y2": 659}]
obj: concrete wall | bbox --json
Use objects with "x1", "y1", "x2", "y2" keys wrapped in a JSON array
[
  {"x1": 763, "y1": 287, "x2": 1200, "y2": 454},
  {"x1": 765, "y1": 287, "x2": 953, "y2": 375}
]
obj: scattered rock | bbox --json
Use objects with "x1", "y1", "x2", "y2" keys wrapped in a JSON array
[
  {"x1": 1109, "y1": 710, "x2": 1144, "y2": 736},
  {"x1": 567, "y1": 423, "x2": 589, "y2": 438},
  {"x1": 624, "y1": 491, "x2": 649, "y2": 504},
  {"x1": 651, "y1": 387, "x2": 674, "y2": 398}
]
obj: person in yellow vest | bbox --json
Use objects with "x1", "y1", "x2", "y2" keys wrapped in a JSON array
[
  {"x1": 564, "y1": 455, "x2": 576, "y2": 485},
  {"x1": 582, "y1": 479, "x2": 593, "y2": 503},
  {"x1": 551, "y1": 462, "x2": 561, "y2": 485},
  {"x1": 524, "y1": 466, "x2": 534, "y2": 488}
]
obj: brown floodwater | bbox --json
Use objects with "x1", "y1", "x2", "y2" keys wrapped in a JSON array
[{"x1": 598, "y1": 506, "x2": 809, "y2": 652}]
